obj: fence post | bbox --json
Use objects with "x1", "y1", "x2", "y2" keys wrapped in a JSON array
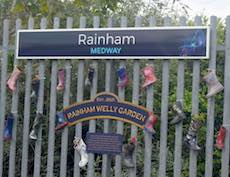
[
  {"x1": 8, "y1": 18, "x2": 21, "y2": 177},
  {"x1": 102, "y1": 17, "x2": 113, "y2": 177},
  {"x1": 59, "y1": 17, "x2": 73, "y2": 177},
  {"x1": 20, "y1": 17, "x2": 34, "y2": 177},
  {"x1": 114, "y1": 16, "x2": 127, "y2": 177},
  {"x1": 46, "y1": 17, "x2": 59, "y2": 177},
  {"x1": 221, "y1": 16, "x2": 230, "y2": 177},
  {"x1": 74, "y1": 16, "x2": 86, "y2": 177},
  {"x1": 173, "y1": 16, "x2": 186, "y2": 177},
  {"x1": 0, "y1": 19, "x2": 9, "y2": 177},
  {"x1": 189, "y1": 16, "x2": 201, "y2": 177},
  {"x1": 143, "y1": 16, "x2": 156, "y2": 177},
  {"x1": 87, "y1": 16, "x2": 99, "y2": 177},
  {"x1": 205, "y1": 15, "x2": 217, "y2": 177},
  {"x1": 158, "y1": 17, "x2": 170, "y2": 177},
  {"x1": 33, "y1": 17, "x2": 47, "y2": 177}
]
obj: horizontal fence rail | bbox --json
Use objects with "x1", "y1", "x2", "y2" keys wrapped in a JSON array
[{"x1": 0, "y1": 15, "x2": 229, "y2": 177}]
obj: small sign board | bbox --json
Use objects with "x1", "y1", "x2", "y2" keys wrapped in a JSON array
[
  {"x1": 63, "y1": 92, "x2": 149, "y2": 129},
  {"x1": 16, "y1": 26, "x2": 210, "y2": 59},
  {"x1": 86, "y1": 133, "x2": 123, "y2": 155}
]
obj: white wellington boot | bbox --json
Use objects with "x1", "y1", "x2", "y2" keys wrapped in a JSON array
[{"x1": 73, "y1": 137, "x2": 89, "y2": 168}]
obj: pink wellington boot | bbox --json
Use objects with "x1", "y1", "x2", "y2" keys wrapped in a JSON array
[
  {"x1": 7, "y1": 66, "x2": 22, "y2": 91},
  {"x1": 142, "y1": 65, "x2": 157, "y2": 88},
  {"x1": 57, "y1": 69, "x2": 65, "y2": 91},
  {"x1": 203, "y1": 69, "x2": 224, "y2": 98}
]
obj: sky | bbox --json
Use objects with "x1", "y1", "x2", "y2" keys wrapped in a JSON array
[{"x1": 183, "y1": 0, "x2": 230, "y2": 19}]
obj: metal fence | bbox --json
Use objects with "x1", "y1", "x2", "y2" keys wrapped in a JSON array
[{"x1": 0, "y1": 15, "x2": 230, "y2": 177}]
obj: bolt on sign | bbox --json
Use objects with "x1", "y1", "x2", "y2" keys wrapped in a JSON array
[
  {"x1": 63, "y1": 92, "x2": 149, "y2": 129},
  {"x1": 16, "y1": 27, "x2": 210, "y2": 59}
]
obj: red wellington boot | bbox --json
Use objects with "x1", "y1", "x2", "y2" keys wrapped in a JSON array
[
  {"x1": 144, "y1": 112, "x2": 158, "y2": 135},
  {"x1": 215, "y1": 126, "x2": 226, "y2": 149},
  {"x1": 142, "y1": 65, "x2": 157, "y2": 88}
]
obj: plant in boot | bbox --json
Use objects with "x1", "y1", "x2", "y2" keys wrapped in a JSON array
[
  {"x1": 85, "y1": 65, "x2": 95, "y2": 87},
  {"x1": 55, "y1": 111, "x2": 68, "y2": 131},
  {"x1": 31, "y1": 75, "x2": 40, "y2": 99},
  {"x1": 169, "y1": 100, "x2": 186, "y2": 125},
  {"x1": 3, "y1": 113, "x2": 15, "y2": 141},
  {"x1": 73, "y1": 137, "x2": 88, "y2": 168},
  {"x1": 57, "y1": 69, "x2": 65, "y2": 91},
  {"x1": 144, "y1": 112, "x2": 157, "y2": 135},
  {"x1": 29, "y1": 112, "x2": 43, "y2": 140},
  {"x1": 7, "y1": 66, "x2": 23, "y2": 91},
  {"x1": 215, "y1": 126, "x2": 226, "y2": 149},
  {"x1": 203, "y1": 69, "x2": 224, "y2": 98},
  {"x1": 184, "y1": 113, "x2": 206, "y2": 151},
  {"x1": 117, "y1": 66, "x2": 129, "y2": 88},
  {"x1": 122, "y1": 136, "x2": 136, "y2": 168},
  {"x1": 142, "y1": 64, "x2": 157, "y2": 88}
]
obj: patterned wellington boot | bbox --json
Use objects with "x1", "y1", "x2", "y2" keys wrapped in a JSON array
[
  {"x1": 117, "y1": 66, "x2": 129, "y2": 88},
  {"x1": 142, "y1": 64, "x2": 157, "y2": 88},
  {"x1": 55, "y1": 112, "x2": 68, "y2": 131},
  {"x1": 85, "y1": 65, "x2": 95, "y2": 86},
  {"x1": 31, "y1": 75, "x2": 40, "y2": 98},
  {"x1": 57, "y1": 69, "x2": 65, "y2": 91},
  {"x1": 29, "y1": 113, "x2": 43, "y2": 140},
  {"x1": 170, "y1": 100, "x2": 186, "y2": 125},
  {"x1": 144, "y1": 112, "x2": 158, "y2": 135},
  {"x1": 203, "y1": 69, "x2": 224, "y2": 98},
  {"x1": 184, "y1": 119, "x2": 203, "y2": 151},
  {"x1": 123, "y1": 136, "x2": 136, "y2": 168},
  {"x1": 3, "y1": 113, "x2": 15, "y2": 141},
  {"x1": 73, "y1": 137, "x2": 88, "y2": 167},
  {"x1": 7, "y1": 66, "x2": 22, "y2": 91},
  {"x1": 215, "y1": 126, "x2": 226, "y2": 149}
]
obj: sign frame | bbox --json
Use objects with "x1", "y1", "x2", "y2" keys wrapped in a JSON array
[{"x1": 16, "y1": 26, "x2": 210, "y2": 60}]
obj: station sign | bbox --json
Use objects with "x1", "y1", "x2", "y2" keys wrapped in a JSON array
[{"x1": 17, "y1": 26, "x2": 209, "y2": 59}]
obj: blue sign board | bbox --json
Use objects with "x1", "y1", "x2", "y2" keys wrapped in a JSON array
[
  {"x1": 63, "y1": 92, "x2": 149, "y2": 129},
  {"x1": 86, "y1": 133, "x2": 123, "y2": 155},
  {"x1": 16, "y1": 27, "x2": 210, "y2": 59}
]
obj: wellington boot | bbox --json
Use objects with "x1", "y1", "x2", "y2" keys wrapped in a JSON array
[
  {"x1": 73, "y1": 137, "x2": 88, "y2": 167},
  {"x1": 7, "y1": 66, "x2": 22, "y2": 91}
]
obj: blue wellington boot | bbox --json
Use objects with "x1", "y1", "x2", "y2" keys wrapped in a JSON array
[
  {"x1": 3, "y1": 113, "x2": 15, "y2": 141},
  {"x1": 117, "y1": 66, "x2": 129, "y2": 88},
  {"x1": 55, "y1": 112, "x2": 68, "y2": 131}
]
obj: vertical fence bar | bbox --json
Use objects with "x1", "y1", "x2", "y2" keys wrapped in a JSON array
[
  {"x1": 59, "y1": 17, "x2": 73, "y2": 177},
  {"x1": 143, "y1": 16, "x2": 156, "y2": 177},
  {"x1": 20, "y1": 17, "x2": 34, "y2": 177},
  {"x1": 129, "y1": 16, "x2": 141, "y2": 177},
  {"x1": 0, "y1": 19, "x2": 9, "y2": 177},
  {"x1": 33, "y1": 17, "x2": 47, "y2": 177},
  {"x1": 205, "y1": 16, "x2": 217, "y2": 177},
  {"x1": 74, "y1": 16, "x2": 86, "y2": 177},
  {"x1": 87, "y1": 59, "x2": 98, "y2": 177},
  {"x1": 189, "y1": 16, "x2": 201, "y2": 177},
  {"x1": 87, "y1": 16, "x2": 99, "y2": 177},
  {"x1": 8, "y1": 18, "x2": 21, "y2": 177},
  {"x1": 102, "y1": 17, "x2": 113, "y2": 177},
  {"x1": 114, "y1": 16, "x2": 127, "y2": 177},
  {"x1": 173, "y1": 16, "x2": 186, "y2": 177},
  {"x1": 221, "y1": 16, "x2": 230, "y2": 177},
  {"x1": 158, "y1": 17, "x2": 170, "y2": 177},
  {"x1": 46, "y1": 17, "x2": 59, "y2": 177}
]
